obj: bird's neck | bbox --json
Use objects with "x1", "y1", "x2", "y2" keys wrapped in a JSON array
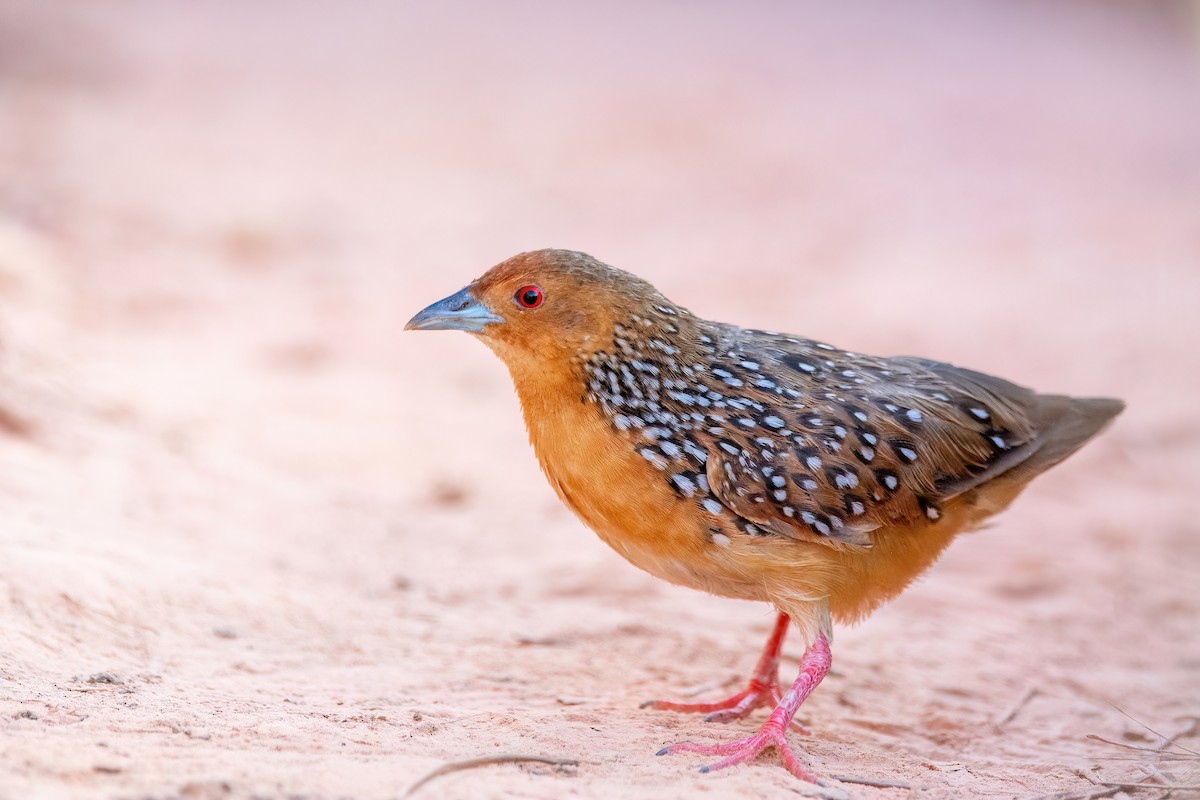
[{"x1": 505, "y1": 314, "x2": 719, "y2": 452}]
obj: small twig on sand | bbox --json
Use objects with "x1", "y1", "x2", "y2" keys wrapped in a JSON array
[
  {"x1": 1025, "y1": 787, "x2": 1118, "y2": 800},
  {"x1": 401, "y1": 754, "x2": 579, "y2": 798},
  {"x1": 1087, "y1": 732, "x2": 1200, "y2": 760},
  {"x1": 1097, "y1": 780, "x2": 1200, "y2": 791},
  {"x1": 1087, "y1": 733, "x2": 1160, "y2": 753},
  {"x1": 994, "y1": 686, "x2": 1039, "y2": 729},
  {"x1": 1158, "y1": 716, "x2": 1199, "y2": 753},
  {"x1": 1105, "y1": 702, "x2": 1200, "y2": 757},
  {"x1": 832, "y1": 774, "x2": 910, "y2": 789},
  {"x1": 787, "y1": 783, "x2": 850, "y2": 800}
]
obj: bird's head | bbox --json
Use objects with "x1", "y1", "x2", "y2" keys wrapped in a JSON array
[{"x1": 406, "y1": 249, "x2": 675, "y2": 372}]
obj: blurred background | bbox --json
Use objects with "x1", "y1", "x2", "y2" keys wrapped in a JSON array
[{"x1": 1, "y1": 2, "x2": 1197, "y2": 798}]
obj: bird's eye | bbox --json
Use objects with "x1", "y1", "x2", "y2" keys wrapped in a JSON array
[{"x1": 515, "y1": 284, "x2": 544, "y2": 309}]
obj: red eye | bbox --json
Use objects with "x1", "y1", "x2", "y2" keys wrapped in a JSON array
[{"x1": 515, "y1": 284, "x2": 544, "y2": 309}]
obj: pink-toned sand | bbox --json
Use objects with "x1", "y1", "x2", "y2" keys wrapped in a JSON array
[{"x1": 1, "y1": 3, "x2": 1198, "y2": 798}]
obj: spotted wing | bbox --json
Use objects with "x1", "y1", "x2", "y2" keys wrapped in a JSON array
[{"x1": 700, "y1": 333, "x2": 1044, "y2": 546}]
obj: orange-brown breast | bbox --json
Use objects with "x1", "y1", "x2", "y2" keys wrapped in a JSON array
[{"x1": 511, "y1": 365, "x2": 733, "y2": 594}]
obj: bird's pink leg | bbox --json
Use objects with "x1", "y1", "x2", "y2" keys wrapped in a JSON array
[
  {"x1": 642, "y1": 612, "x2": 795, "y2": 724},
  {"x1": 657, "y1": 633, "x2": 831, "y2": 782}
]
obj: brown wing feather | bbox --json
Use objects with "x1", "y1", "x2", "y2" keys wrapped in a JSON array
[{"x1": 701, "y1": 329, "x2": 1115, "y2": 547}]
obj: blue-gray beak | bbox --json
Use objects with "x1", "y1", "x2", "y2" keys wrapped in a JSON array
[{"x1": 405, "y1": 286, "x2": 504, "y2": 333}]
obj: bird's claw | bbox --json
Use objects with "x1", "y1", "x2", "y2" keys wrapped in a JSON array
[{"x1": 658, "y1": 723, "x2": 818, "y2": 782}]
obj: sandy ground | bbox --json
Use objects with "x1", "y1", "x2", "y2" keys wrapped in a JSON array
[{"x1": 1, "y1": 2, "x2": 1199, "y2": 798}]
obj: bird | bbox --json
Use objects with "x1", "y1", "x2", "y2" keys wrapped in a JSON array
[{"x1": 405, "y1": 249, "x2": 1123, "y2": 782}]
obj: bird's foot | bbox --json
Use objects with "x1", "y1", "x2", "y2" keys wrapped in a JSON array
[
  {"x1": 656, "y1": 632, "x2": 831, "y2": 782},
  {"x1": 656, "y1": 715, "x2": 818, "y2": 782}
]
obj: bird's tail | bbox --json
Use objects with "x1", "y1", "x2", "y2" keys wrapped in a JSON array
[{"x1": 1012, "y1": 394, "x2": 1125, "y2": 481}]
